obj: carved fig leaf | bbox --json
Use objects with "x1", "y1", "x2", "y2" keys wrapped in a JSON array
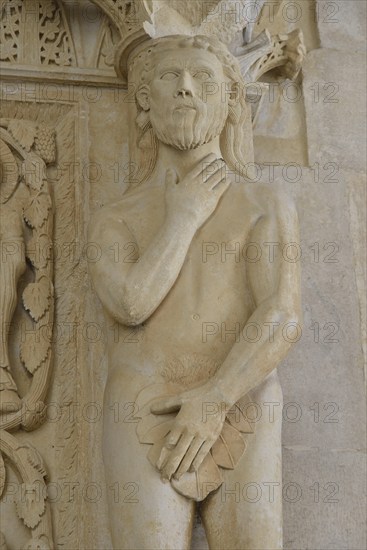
[
  {"x1": 22, "y1": 277, "x2": 52, "y2": 322},
  {"x1": 23, "y1": 191, "x2": 52, "y2": 229},
  {"x1": 0, "y1": 452, "x2": 5, "y2": 499},
  {"x1": 226, "y1": 403, "x2": 255, "y2": 433},
  {"x1": 211, "y1": 421, "x2": 246, "y2": 469},
  {"x1": 136, "y1": 412, "x2": 173, "y2": 442},
  {"x1": 139, "y1": 419, "x2": 173, "y2": 444},
  {"x1": 171, "y1": 452, "x2": 223, "y2": 501},
  {"x1": 16, "y1": 483, "x2": 45, "y2": 529},
  {"x1": 20, "y1": 331, "x2": 50, "y2": 374},
  {"x1": 135, "y1": 382, "x2": 182, "y2": 418},
  {"x1": 137, "y1": 383, "x2": 255, "y2": 500},
  {"x1": 22, "y1": 154, "x2": 47, "y2": 191},
  {"x1": 8, "y1": 120, "x2": 37, "y2": 152},
  {"x1": 26, "y1": 233, "x2": 52, "y2": 270}
]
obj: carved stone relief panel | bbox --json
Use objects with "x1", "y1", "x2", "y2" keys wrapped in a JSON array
[
  {"x1": 0, "y1": 0, "x2": 75, "y2": 66},
  {"x1": 0, "y1": 95, "x2": 87, "y2": 550}
]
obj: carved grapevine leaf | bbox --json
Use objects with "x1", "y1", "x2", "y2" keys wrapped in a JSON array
[
  {"x1": 22, "y1": 154, "x2": 47, "y2": 191},
  {"x1": 26, "y1": 446, "x2": 47, "y2": 478},
  {"x1": 16, "y1": 483, "x2": 46, "y2": 529},
  {"x1": 20, "y1": 330, "x2": 50, "y2": 375},
  {"x1": 23, "y1": 191, "x2": 52, "y2": 229},
  {"x1": 8, "y1": 120, "x2": 37, "y2": 152},
  {"x1": 21, "y1": 401, "x2": 47, "y2": 432},
  {"x1": 22, "y1": 277, "x2": 52, "y2": 322},
  {"x1": 0, "y1": 139, "x2": 19, "y2": 204},
  {"x1": 26, "y1": 232, "x2": 52, "y2": 270},
  {"x1": 0, "y1": 452, "x2": 5, "y2": 499}
]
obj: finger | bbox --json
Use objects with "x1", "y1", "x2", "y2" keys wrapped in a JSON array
[
  {"x1": 212, "y1": 177, "x2": 231, "y2": 195},
  {"x1": 162, "y1": 432, "x2": 194, "y2": 480},
  {"x1": 204, "y1": 167, "x2": 227, "y2": 190},
  {"x1": 156, "y1": 425, "x2": 183, "y2": 470},
  {"x1": 200, "y1": 159, "x2": 225, "y2": 184},
  {"x1": 164, "y1": 426, "x2": 183, "y2": 449},
  {"x1": 174, "y1": 437, "x2": 205, "y2": 479},
  {"x1": 156, "y1": 445, "x2": 171, "y2": 470},
  {"x1": 151, "y1": 395, "x2": 181, "y2": 415},
  {"x1": 188, "y1": 153, "x2": 219, "y2": 180},
  {"x1": 191, "y1": 439, "x2": 214, "y2": 472}
]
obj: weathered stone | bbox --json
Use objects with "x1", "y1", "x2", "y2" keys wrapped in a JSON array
[
  {"x1": 303, "y1": 49, "x2": 367, "y2": 172},
  {"x1": 317, "y1": 0, "x2": 366, "y2": 53},
  {"x1": 0, "y1": 2, "x2": 365, "y2": 550}
]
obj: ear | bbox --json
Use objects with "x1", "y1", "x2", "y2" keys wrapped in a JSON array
[{"x1": 136, "y1": 84, "x2": 150, "y2": 111}]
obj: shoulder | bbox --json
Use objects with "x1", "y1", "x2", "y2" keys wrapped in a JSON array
[
  {"x1": 228, "y1": 179, "x2": 297, "y2": 215},
  {"x1": 89, "y1": 200, "x2": 126, "y2": 239},
  {"x1": 88, "y1": 196, "x2": 138, "y2": 249},
  {"x1": 88, "y1": 185, "x2": 162, "y2": 240},
  {"x1": 241, "y1": 182, "x2": 298, "y2": 221}
]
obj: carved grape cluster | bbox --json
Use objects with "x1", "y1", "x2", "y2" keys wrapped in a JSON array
[{"x1": 34, "y1": 126, "x2": 56, "y2": 165}]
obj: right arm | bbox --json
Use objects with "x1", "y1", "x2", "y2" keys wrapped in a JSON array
[{"x1": 88, "y1": 155, "x2": 229, "y2": 326}]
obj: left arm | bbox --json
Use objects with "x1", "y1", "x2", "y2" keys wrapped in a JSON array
[
  {"x1": 209, "y1": 191, "x2": 302, "y2": 406},
  {"x1": 151, "y1": 192, "x2": 302, "y2": 479}
]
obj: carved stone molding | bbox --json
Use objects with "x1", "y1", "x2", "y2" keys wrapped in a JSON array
[
  {"x1": 1, "y1": 0, "x2": 305, "y2": 91},
  {"x1": 0, "y1": 97, "x2": 84, "y2": 550},
  {"x1": 0, "y1": 0, "x2": 124, "y2": 86}
]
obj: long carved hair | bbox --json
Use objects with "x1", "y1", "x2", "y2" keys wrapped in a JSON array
[{"x1": 126, "y1": 35, "x2": 254, "y2": 188}]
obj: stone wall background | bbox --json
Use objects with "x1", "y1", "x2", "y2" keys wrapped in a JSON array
[{"x1": 1, "y1": 1, "x2": 366, "y2": 549}]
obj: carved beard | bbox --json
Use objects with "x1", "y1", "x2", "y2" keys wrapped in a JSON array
[{"x1": 148, "y1": 97, "x2": 229, "y2": 150}]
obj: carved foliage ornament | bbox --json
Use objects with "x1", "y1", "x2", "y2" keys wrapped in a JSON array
[
  {"x1": 89, "y1": 0, "x2": 304, "y2": 84},
  {"x1": 0, "y1": 430, "x2": 54, "y2": 549},
  {"x1": 0, "y1": 120, "x2": 56, "y2": 547},
  {"x1": 0, "y1": 119, "x2": 56, "y2": 431},
  {"x1": 0, "y1": 0, "x2": 75, "y2": 66}
]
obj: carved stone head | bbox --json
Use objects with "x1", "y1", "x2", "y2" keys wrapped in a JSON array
[{"x1": 127, "y1": 35, "x2": 254, "y2": 184}]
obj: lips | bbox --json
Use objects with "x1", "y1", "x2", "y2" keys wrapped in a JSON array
[{"x1": 174, "y1": 104, "x2": 196, "y2": 112}]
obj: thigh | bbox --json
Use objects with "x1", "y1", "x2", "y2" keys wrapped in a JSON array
[
  {"x1": 201, "y1": 371, "x2": 283, "y2": 550},
  {"x1": 103, "y1": 365, "x2": 195, "y2": 550}
]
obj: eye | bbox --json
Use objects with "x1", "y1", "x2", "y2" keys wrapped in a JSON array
[
  {"x1": 160, "y1": 71, "x2": 179, "y2": 81},
  {"x1": 193, "y1": 70, "x2": 212, "y2": 81}
]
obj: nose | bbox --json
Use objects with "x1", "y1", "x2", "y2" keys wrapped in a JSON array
[{"x1": 174, "y1": 70, "x2": 194, "y2": 99}]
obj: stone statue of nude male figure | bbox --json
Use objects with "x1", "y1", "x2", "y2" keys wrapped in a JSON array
[{"x1": 89, "y1": 35, "x2": 301, "y2": 550}]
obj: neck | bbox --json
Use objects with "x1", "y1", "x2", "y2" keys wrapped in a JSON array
[{"x1": 154, "y1": 137, "x2": 222, "y2": 183}]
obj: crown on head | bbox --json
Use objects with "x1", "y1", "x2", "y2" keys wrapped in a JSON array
[{"x1": 93, "y1": 1, "x2": 265, "y2": 82}]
